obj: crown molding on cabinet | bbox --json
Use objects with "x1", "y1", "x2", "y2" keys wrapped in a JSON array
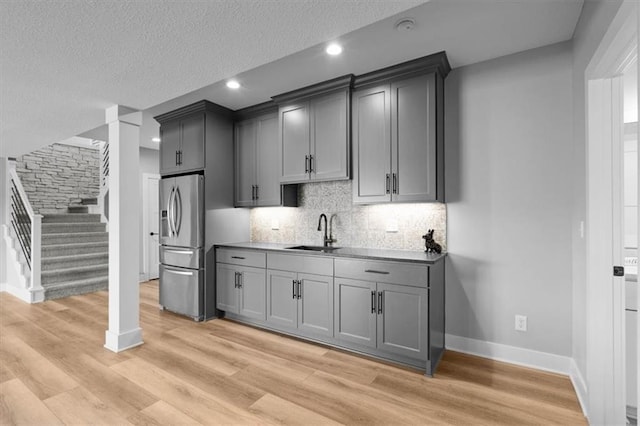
[
  {"x1": 271, "y1": 74, "x2": 355, "y2": 105},
  {"x1": 233, "y1": 100, "x2": 278, "y2": 122},
  {"x1": 353, "y1": 51, "x2": 451, "y2": 89},
  {"x1": 154, "y1": 100, "x2": 234, "y2": 124}
]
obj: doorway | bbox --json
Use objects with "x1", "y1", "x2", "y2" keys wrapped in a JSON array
[
  {"x1": 585, "y1": 2, "x2": 638, "y2": 424},
  {"x1": 143, "y1": 173, "x2": 160, "y2": 280}
]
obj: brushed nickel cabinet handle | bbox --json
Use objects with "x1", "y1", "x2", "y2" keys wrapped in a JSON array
[
  {"x1": 365, "y1": 269, "x2": 390, "y2": 275},
  {"x1": 385, "y1": 174, "x2": 390, "y2": 194},
  {"x1": 292, "y1": 280, "x2": 297, "y2": 299},
  {"x1": 392, "y1": 173, "x2": 397, "y2": 194},
  {"x1": 305, "y1": 155, "x2": 309, "y2": 173},
  {"x1": 371, "y1": 290, "x2": 376, "y2": 314},
  {"x1": 377, "y1": 291, "x2": 383, "y2": 314}
]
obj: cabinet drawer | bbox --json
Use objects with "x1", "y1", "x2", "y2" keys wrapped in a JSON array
[
  {"x1": 217, "y1": 249, "x2": 266, "y2": 268},
  {"x1": 267, "y1": 253, "x2": 333, "y2": 276},
  {"x1": 334, "y1": 258, "x2": 428, "y2": 288}
]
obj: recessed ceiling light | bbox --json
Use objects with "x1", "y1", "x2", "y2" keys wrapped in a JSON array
[
  {"x1": 151, "y1": 137, "x2": 161, "y2": 143},
  {"x1": 326, "y1": 43, "x2": 343, "y2": 56},
  {"x1": 226, "y1": 80, "x2": 241, "y2": 89}
]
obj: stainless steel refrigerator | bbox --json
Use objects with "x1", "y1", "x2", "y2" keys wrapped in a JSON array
[{"x1": 159, "y1": 174, "x2": 205, "y2": 320}]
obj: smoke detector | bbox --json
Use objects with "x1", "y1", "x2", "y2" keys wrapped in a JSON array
[{"x1": 395, "y1": 18, "x2": 416, "y2": 32}]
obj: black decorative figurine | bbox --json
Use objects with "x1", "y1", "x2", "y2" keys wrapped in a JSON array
[{"x1": 422, "y1": 229, "x2": 442, "y2": 254}]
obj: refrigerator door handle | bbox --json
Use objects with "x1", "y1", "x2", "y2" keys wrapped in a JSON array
[
  {"x1": 163, "y1": 266, "x2": 194, "y2": 276},
  {"x1": 167, "y1": 186, "x2": 176, "y2": 237},
  {"x1": 164, "y1": 249, "x2": 194, "y2": 255},
  {"x1": 173, "y1": 186, "x2": 182, "y2": 236}
]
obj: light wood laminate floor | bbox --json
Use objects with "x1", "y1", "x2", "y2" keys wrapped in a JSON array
[{"x1": 0, "y1": 281, "x2": 586, "y2": 425}]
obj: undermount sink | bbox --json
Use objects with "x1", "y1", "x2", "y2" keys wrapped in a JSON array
[{"x1": 286, "y1": 245, "x2": 340, "y2": 252}]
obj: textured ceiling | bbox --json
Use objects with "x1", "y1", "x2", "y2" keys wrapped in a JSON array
[
  {"x1": 0, "y1": 0, "x2": 425, "y2": 157},
  {"x1": 1, "y1": 0, "x2": 585, "y2": 157}
]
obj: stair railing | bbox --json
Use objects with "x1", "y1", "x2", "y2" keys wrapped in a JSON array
[
  {"x1": 8, "y1": 167, "x2": 42, "y2": 292},
  {"x1": 97, "y1": 139, "x2": 109, "y2": 222}
]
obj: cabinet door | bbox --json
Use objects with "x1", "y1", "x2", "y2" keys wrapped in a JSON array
[
  {"x1": 266, "y1": 270, "x2": 297, "y2": 329},
  {"x1": 216, "y1": 263, "x2": 238, "y2": 314},
  {"x1": 279, "y1": 103, "x2": 310, "y2": 183},
  {"x1": 377, "y1": 283, "x2": 428, "y2": 360},
  {"x1": 234, "y1": 120, "x2": 257, "y2": 207},
  {"x1": 297, "y1": 273, "x2": 333, "y2": 338},
  {"x1": 334, "y1": 278, "x2": 376, "y2": 348},
  {"x1": 159, "y1": 121, "x2": 181, "y2": 175},
  {"x1": 352, "y1": 85, "x2": 391, "y2": 204},
  {"x1": 391, "y1": 74, "x2": 437, "y2": 202},
  {"x1": 238, "y1": 266, "x2": 266, "y2": 321},
  {"x1": 179, "y1": 114, "x2": 205, "y2": 173},
  {"x1": 310, "y1": 91, "x2": 349, "y2": 181},
  {"x1": 255, "y1": 113, "x2": 281, "y2": 206}
]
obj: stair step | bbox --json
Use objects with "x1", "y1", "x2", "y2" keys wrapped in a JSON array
[
  {"x1": 42, "y1": 223, "x2": 106, "y2": 234},
  {"x1": 42, "y1": 242, "x2": 108, "y2": 257},
  {"x1": 42, "y1": 232, "x2": 108, "y2": 245},
  {"x1": 42, "y1": 264, "x2": 108, "y2": 285},
  {"x1": 44, "y1": 276, "x2": 108, "y2": 300},
  {"x1": 81, "y1": 198, "x2": 98, "y2": 205},
  {"x1": 68, "y1": 206, "x2": 89, "y2": 213},
  {"x1": 43, "y1": 214, "x2": 101, "y2": 224},
  {"x1": 42, "y1": 253, "x2": 109, "y2": 271}
]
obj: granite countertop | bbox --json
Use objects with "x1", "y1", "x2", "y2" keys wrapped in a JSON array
[{"x1": 214, "y1": 242, "x2": 446, "y2": 264}]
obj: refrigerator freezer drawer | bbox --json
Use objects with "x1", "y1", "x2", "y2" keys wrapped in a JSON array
[
  {"x1": 160, "y1": 246, "x2": 203, "y2": 269},
  {"x1": 159, "y1": 264, "x2": 203, "y2": 320}
]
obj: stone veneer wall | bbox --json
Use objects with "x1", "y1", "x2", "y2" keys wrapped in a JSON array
[
  {"x1": 251, "y1": 180, "x2": 447, "y2": 251},
  {"x1": 15, "y1": 143, "x2": 100, "y2": 214}
]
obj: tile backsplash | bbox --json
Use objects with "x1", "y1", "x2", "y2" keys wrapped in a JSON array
[{"x1": 250, "y1": 181, "x2": 447, "y2": 252}]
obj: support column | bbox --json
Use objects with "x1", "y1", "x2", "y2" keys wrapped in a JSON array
[{"x1": 104, "y1": 105, "x2": 143, "y2": 352}]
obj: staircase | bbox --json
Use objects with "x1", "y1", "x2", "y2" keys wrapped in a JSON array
[{"x1": 41, "y1": 207, "x2": 108, "y2": 300}]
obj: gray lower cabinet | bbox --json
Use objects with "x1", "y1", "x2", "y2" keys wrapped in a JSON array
[
  {"x1": 266, "y1": 269, "x2": 334, "y2": 338},
  {"x1": 334, "y1": 278, "x2": 428, "y2": 360},
  {"x1": 216, "y1": 263, "x2": 266, "y2": 321},
  {"x1": 214, "y1": 246, "x2": 444, "y2": 375}
]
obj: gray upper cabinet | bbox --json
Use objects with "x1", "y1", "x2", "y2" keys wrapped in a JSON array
[
  {"x1": 235, "y1": 119, "x2": 257, "y2": 207},
  {"x1": 391, "y1": 74, "x2": 437, "y2": 203},
  {"x1": 158, "y1": 113, "x2": 205, "y2": 176},
  {"x1": 351, "y1": 85, "x2": 391, "y2": 204},
  {"x1": 273, "y1": 75, "x2": 353, "y2": 184},
  {"x1": 279, "y1": 103, "x2": 310, "y2": 183},
  {"x1": 234, "y1": 104, "x2": 297, "y2": 207},
  {"x1": 352, "y1": 52, "x2": 450, "y2": 204}
]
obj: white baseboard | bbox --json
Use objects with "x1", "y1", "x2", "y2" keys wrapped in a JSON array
[
  {"x1": 569, "y1": 358, "x2": 589, "y2": 419},
  {"x1": 104, "y1": 327, "x2": 143, "y2": 353},
  {"x1": 1, "y1": 282, "x2": 44, "y2": 303},
  {"x1": 445, "y1": 334, "x2": 571, "y2": 375}
]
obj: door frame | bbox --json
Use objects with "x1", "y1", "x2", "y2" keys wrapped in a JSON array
[
  {"x1": 585, "y1": 2, "x2": 638, "y2": 424},
  {"x1": 142, "y1": 172, "x2": 161, "y2": 282}
]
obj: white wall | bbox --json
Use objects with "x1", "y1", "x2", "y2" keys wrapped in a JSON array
[
  {"x1": 570, "y1": 0, "x2": 622, "y2": 391},
  {"x1": 445, "y1": 42, "x2": 574, "y2": 356},
  {"x1": 138, "y1": 147, "x2": 159, "y2": 279},
  {"x1": 0, "y1": 157, "x2": 7, "y2": 288}
]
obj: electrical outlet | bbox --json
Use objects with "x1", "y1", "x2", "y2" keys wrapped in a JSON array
[
  {"x1": 271, "y1": 220, "x2": 279, "y2": 230},
  {"x1": 515, "y1": 315, "x2": 527, "y2": 332},
  {"x1": 386, "y1": 219, "x2": 399, "y2": 233}
]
